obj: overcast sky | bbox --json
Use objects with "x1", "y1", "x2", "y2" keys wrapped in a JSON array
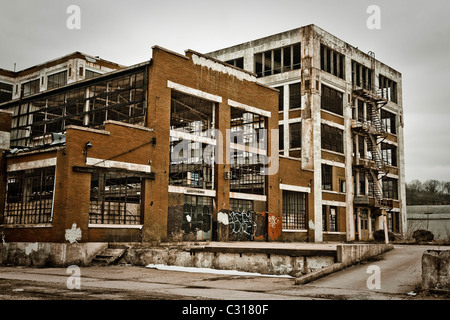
[{"x1": 1, "y1": 0, "x2": 449, "y2": 182}]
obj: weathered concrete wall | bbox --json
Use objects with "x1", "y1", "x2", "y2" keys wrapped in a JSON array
[
  {"x1": 422, "y1": 250, "x2": 450, "y2": 292},
  {"x1": 0, "y1": 242, "x2": 107, "y2": 267},
  {"x1": 336, "y1": 243, "x2": 394, "y2": 267},
  {"x1": 120, "y1": 245, "x2": 335, "y2": 277}
]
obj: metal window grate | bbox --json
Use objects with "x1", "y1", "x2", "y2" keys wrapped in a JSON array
[
  {"x1": 89, "y1": 172, "x2": 142, "y2": 225},
  {"x1": 3, "y1": 167, "x2": 55, "y2": 225},
  {"x1": 282, "y1": 191, "x2": 306, "y2": 230}
]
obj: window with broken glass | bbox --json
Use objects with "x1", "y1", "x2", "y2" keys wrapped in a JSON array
[
  {"x1": 230, "y1": 107, "x2": 266, "y2": 195},
  {"x1": 6, "y1": 68, "x2": 147, "y2": 148},
  {"x1": 381, "y1": 143, "x2": 397, "y2": 167},
  {"x1": 3, "y1": 166, "x2": 55, "y2": 225},
  {"x1": 282, "y1": 190, "x2": 307, "y2": 230},
  {"x1": 0, "y1": 82, "x2": 13, "y2": 103},
  {"x1": 321, "y1": 124, "x2": 344, "y2": 153},
  {"x1": 89, "y1": 172, "x2": 142, "y2": 225},
  {"x1": 320, "y1": 44, "x2": 345, "y2": 80},
  {"x1": 254, "y1": 43, "x2": 301, "y2": 78},
  {"x1": 382, "y1": 178, "x2": 398, "y2": 200},
  {"x1": 321, "y1": 85, "x2": 343, "y2": 116},
  {"x1": 169, "y1": 90, "x2": 216, "y2": 190},
  {"x1": 230, "y1": 199, "x2": 254, "y2": 213},
  {"x1": 381, "y1": 109, "x2": 396, "y2": 134},
  {"x1": 379, "y1": 75, "x2": 398, "y2": 103},
  {"x1": 322, "y1": 164, "x2": 333, "y2": 191},
  {"x1": 352, "y1": 61, "x2": 373, "y2": 90}
]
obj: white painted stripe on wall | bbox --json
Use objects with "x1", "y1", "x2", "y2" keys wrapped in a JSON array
[
  {"x1": 167, "y1": 80, "x2": 222, "y2": 103},
  {"x1": 228, "y1": 99, "x2": 271, "y2": 118},
  {"x1": 86, "y1": 157, "x2": 151, "y2": 173},
  {"x1": 8, "y1": 158, "x2": 57, "y2": 172},
  {"x1": 322, "y1": 200, "x2": 347, "y2": 207},
  {"x1": 279, "y1": 184, "x2": 311, "y2": 193},
  {"x1": 168, "y1": 185, "x2": 217, "y2": 197},
  {"x1": 229, "y1": 192, "x2": 267, "y2": 202}
]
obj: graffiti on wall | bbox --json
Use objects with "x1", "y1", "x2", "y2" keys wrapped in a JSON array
[
  {"x1": 268, "y1": 213, "x2": 282, "y2": 241},
  {"x1": 228, "y1": 211, "x2": 256, "y2": 241}
]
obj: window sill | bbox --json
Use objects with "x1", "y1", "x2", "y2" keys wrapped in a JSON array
[
  {"x1": 1, "y1": 223, "x2": 52, "y2": 228},
  {"x1": 88, "y1": 224, "x2": 143, "y2": 229},
  {"x1": 282, "y1": 229, "x2": 307, "y2": 233}
]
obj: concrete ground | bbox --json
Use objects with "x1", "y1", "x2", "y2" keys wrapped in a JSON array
[{"x1": 0, "y1": 244, "x2": 448, "y2": 301}]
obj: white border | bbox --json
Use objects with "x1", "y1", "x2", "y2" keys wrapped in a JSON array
[{"x1": 168, "y1": 80, "x2": 222, "y2": 103}]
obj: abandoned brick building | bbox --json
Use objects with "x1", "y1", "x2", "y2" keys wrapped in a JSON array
[{"x1": 0, "y1": 25, "x2": 406, "y2": 245}]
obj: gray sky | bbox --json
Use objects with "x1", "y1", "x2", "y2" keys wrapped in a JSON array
[{"x1": 1, "y1": 0, "x2": 449, "y2": 182}]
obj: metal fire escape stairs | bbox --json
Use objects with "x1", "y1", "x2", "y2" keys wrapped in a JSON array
[{"x1": 352, "y1": 86, "x2": 393, "y2": 211}]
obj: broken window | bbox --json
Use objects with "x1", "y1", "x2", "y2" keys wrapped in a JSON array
[
  {"x1": 7, "y1": 68, "x2": 147, "y2": 148},
  {"x1": 379, "y1": 75, "x2": 398, "y2": 103},
  {"x1": 382, "y1": 178, "x2": 398, "y2": 200},
  {"x1": 321, "y1": 85, "x2": 343, "y2": 115},
  {"x1": 352, "y1": 61, "x2": 373, "y2": 90},
  {"x1": 169, "y1": 90, "x2": 216, "y2": 190},
  {"x1": 381, "y1": 109, "x2": 396, "y2": 134},
  {"x1": 381, "y1": 143, "x2": 397, "y2": 166},
  {"x1": 0, "y1": 81, "x2": 13, "y2": 103},
  {"x1": 183, "y1": 195, "x2": 212, "y2": 240},
  {"x1": 275, "y1": 86, "x2": 284, "y2": 111},
  {"x1": 321, "y1": 124, "x2": 344, "y2": 153},
  {"x1": 289, "y1": 122, "x2": 301, "y2": 149},
  {"x1": 289, "y1": 83, "x2": 301, "y2": 109},
  {"x1": 320, "y1": 44, "x2": 345, "y2": 80},
  {"x1": 230, "y1": 151, "x2": 265, "y2": 195},
  {"x1": 322, "y1": 164, "x2": 332, "y2": 191},
  {"x1": 322, "y1": 205, "x2": 338, "y2": 232},
  {"x1": 282, "y1": 190, "x2": 306, "y2": 230},
  {"x1": 230, "y1": 199, "x2": 254, "y2": 212},
  {"x1": 3, "y1": 166, "x2": 55, "y2": 225},
  {"x1": 85, "y1": 69, "x2": 101, "y2": 79},
  {"x1": 279, "y1": 124, "x2": 284, "y2": 152},
  {"x1": 21, "y1": 79, "x2": 40, "y2": 97},
  {"x1": 89, "y1": 172, "x2": 142, "y2": 225},
  {"x1": 47, "y1": 70, "x2": 67, "y2": 90},
  {"x1": 225, "y1": 57, "x2": 244, "y2": 69},
  {"x1": 254, "y1": 43, "x2": 301, "y2": 77}
]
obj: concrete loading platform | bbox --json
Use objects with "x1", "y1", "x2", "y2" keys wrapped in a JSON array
[
  {"x1": 1, "y1": 241, "x2": 393, "y2": 284},
  {"x1": 114, "y1": 242, "x2": 394, "y2": 283}
]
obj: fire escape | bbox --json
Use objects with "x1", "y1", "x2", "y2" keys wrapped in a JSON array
[{"x1": 351, "y1": 85, "x2": 393, "y2": 211}]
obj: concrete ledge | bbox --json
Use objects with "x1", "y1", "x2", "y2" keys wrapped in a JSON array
[
  {"x1": 337, "y1": 243, "x2": 394, "y2": 267},
  {"x1": 422, "y1": 250, "x2": 450, "y2": 292},
  {"x1": 0, "y1": 242, "x2": 107, "y2": 267},
  {"x1": 294, "y1": 263, "x2": 345, "y2": 285}
]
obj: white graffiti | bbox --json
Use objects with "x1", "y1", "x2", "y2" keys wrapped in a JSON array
[
  {"x1": 268, "y1": 215, "x2": 279, "y2": 229},
  {"x1": 229, "y1": 211, "x2": 256, "y2": 238}
]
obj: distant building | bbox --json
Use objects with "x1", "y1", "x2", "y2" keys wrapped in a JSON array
[{"x1": 407, "y1": 205, "x2": 450, "y2": 241}]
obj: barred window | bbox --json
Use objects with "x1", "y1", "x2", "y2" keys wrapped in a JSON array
[
  {"x1": 321, "y1": 85, "x2": 343, "y2": 115},
  {"x1": 322, "y1": 205, "x2": 338, "y2": 232},
  {"x1": 282, "y1": 191, "x2": 307, "y2": 230},
  {"x1": 89, "y1": 172, "x2": 142, "y2": 225},
  {"x1": 321, "y1": 124, "x2": 344, "y2": 153},
  {"x1": 3, "y1": 167, "x2": 55, "y2": 225},
  {"x1": 230, "y1": 199, "x2": 254, "y2": 213}
]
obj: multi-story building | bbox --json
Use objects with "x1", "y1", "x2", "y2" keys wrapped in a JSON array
[
  {"x1": 207, "y1": 24, "x2": 407, "y2": 242},
  {"x1": 0, "y1": 52, "x2": 123, "y2": 104},
  {"x1": 0, "y1": 25, "x2": 406, "y2": 250}
]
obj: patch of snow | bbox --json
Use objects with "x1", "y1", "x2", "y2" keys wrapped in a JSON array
[{"x1": 145, "y1": 264, "x2": 293, "y2": 278}]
